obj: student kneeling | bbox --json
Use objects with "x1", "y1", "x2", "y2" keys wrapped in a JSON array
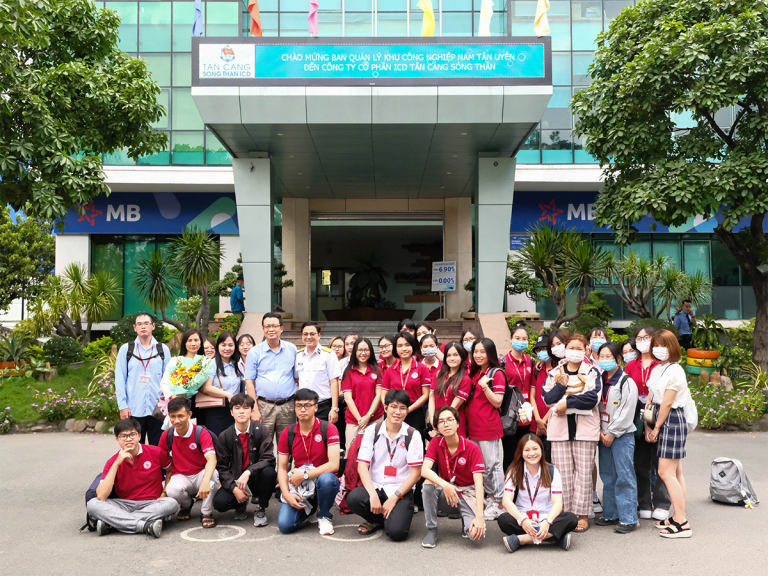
[
  {"x1": 277, "y1": 388, "x2": 341, "y2": 535},
  {"x1": 347, "y1": 389, "x2": 424, "y2": 541},
  {"x1": 421, "y1": 406, "x2": 486, "y2": 548},
  {"x1": 214, "y1": 394, "x2": 277, "y2": 527},
  {"x1": 497, "y1": 434, "x2": 578, "y2": 552},
  {"x1": 164, "y1": 397, "x2": 220, "y2": 528},
  {"x1": 87, "y1": 418, "x2": 179, "y2": 538}
]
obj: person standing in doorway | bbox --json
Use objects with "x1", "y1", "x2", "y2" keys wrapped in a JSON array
[
  {"x1": 115, "y1": 313, "x2": 171, "y2": 446},
  {"x1": 230, "y1": 275, "x2": 245, "y2": 319},
  {"x1": 673, "y1": 300, "x2": 697, "y2": 350}
]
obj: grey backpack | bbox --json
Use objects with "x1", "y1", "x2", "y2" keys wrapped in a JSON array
[{"x1": 710, "y1": 458, "x2": 759, "y2": 506}]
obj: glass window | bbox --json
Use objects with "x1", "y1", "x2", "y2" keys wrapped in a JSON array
[
  {"x1": 572, "y1": 1, "x2": 602, "y2": 51},
  {"x1": 542, "y1": 129, "x2": 572, "y2": 163},
  {"x1": 103, "y1": 148, "x2": 136, "y2": 166},
  {"x1": 260, "y1": 12, "x2": 279, "y2": 36},
  {"x1": 172, "y1": 131, "x2": 205, "y2": 165},
  {"x1": 443, "y1": 0, "x2": 472, "y2": 9},
  {"x1": 572, "y1": 51, "x2": 593, "y2": 85},
  {"x1": 683, "y1": 241, "x2": 710, "y2": 277},
  {"x1": 139, "y1": 2, "x2": 172, "y2": 52},
  {"x1": 510, "y1": 1, "x2": 535, "y2": 36},
  {"x1": 573, "y1": 134, "x2": 598, "y2": 163},
  {"x1": 281, "y1": 0, "x2": 306, "y2": 9},
  {"x1": 711, "y1": 241, "x2": 741, "y2": 286},
  {"x1": 124, "y1": 236, "x2": 156, "y2": 316},
  {"x1": 541, "y1": 87, "x2": 572, "y2": 129},
  {"x1": 346, "y1": 0, "x2": 372, "y2": 9},
  {"x1": 318, "y1": 12, "x2": 343, "y2": 36},
  {"x1": 713, "y1": 287, "x2": 742, "y2": 320},
  {"x1": 626, "y1": 240, "x2": 651, "y2": 260},
  {"x1": 377, "y1": 12, "x2": 408, "y2": 36},
  {"x1": 142, "y1": 54, "x2": 171, "y2": 86},
  {"x1": 653, "y1": 240, "x2": 681, "y2": 269},
  {"x1": 107, "y1": 3, "x2": 138, "y2": 52},
  {"x1": 172, "y1": 88, "x2": 204, "y2": 130},
  {"x1": 473, "y1": 9, "x2": 507, "y2": 35},
  {"x1": 207, "y1": 2, "x2": 239, "y2": 36},
  {"x1": 206, "y1": 130, "x2": 233, "y2": 165},
  {"x1": 91, "y1": 238, "x2": 125, "y2": 320},
  {"x1": 172, "y1": 53, "x2": 192, "y2": 86},
  {"x1": 138, "y1": 131, "x2": 171, "y2": 165},
  {"x1": 548, "y1": 1, "x2": 571, "y2": 50},
  {"x1": 259, "y1": 0, "x2": 278, "y2": 10},
  {"x1": 516, "y1": 128, "x2": 540, "y2": 164},
  {"x1": 552, "y1": 52, "x2": 570, "y2": 85},
  {"x1": 442, "y1": 12, "x2": 472, "y2": 36},
  {"x1": 346, "y1": 12, "x2": 373, "y2": 36},
  {"x1": 409, "y1": 12, "x2": 440, "y2": 37},
  {"x1": 280, "y1": 13, "x2": 309, "y2": 36},
  {"x1": 173, "y1": 1, "x2": 201, "y2": 51},
  {"x1": 151, "y1": 89, "x2": 170, "y2": 130},
  {"x1": 603, "y1": 0, "x2": 631, "y2": 21}
]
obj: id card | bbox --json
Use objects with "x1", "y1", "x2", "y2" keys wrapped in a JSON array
[
  {"x1": 384, "y1": 465, "x2": 397, "y2": 477},
  {"x1": 600, "y1": 413, "x2": 610, "y2": 423},
  {"x1": 526, "y1": 510, "x2": 540, "y2": 521},
  {"x1": 522, "y1": 393, "x2": 529, "y2": 400},
  {"x1": 139, "y1": 375, "x2": 151, "y2": 384}
]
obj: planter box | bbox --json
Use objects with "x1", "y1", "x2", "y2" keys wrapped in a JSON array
[
  {"x1": 323, "y1": 308, "x2": 416, "y2": 322},
  {"x1": 0, "y1": 361, "x2": 29, "y2": 377},
  {"x1": 687, "y1": 348, "x2": 721, "y2": 360}
]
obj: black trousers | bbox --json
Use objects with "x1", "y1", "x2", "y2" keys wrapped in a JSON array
[
  {"x1": 200, "y1": 406, "x2": 235, "y2": 438},
  {"x1": 315, "y1": 399, "x2": 347, "y2": 450},
  {"x1": 498, "y1": 511, "x2": 578, "y2": 541},
  {"x1": 679, "y1": 334, "x2": 693, "y2": 351},
  {"x1": 213, "y1": 467, "x2": 278, "y2": 512},
  {"x1": 135, "y1": 415, "x2": 163, "y2": 446},
  {"x1": 501, "y1": 426, "x2": 531, "y2": 471},
  {"x1": 347, "y1": 486, "x2": 415, "y2": 542},
  {"x1": 634, "y1": 431, "x2": 670, "y2": 510},
  {"x1": 404, "y1": 409, "x2": 427, "y2": 509}
]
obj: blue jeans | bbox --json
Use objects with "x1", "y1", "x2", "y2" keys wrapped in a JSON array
[
  {"x1": 277, "y1": 473, "x2": 340, "y2": 534},
  {"x1": 598, "y1": 433, "x2": 638, "y2": 525}
]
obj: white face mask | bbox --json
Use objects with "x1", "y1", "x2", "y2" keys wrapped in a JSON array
[
  {"x1": 551, "y1": 344, "x2": 566, "y2": 359},
  {"x1": 636, "y1": 340, "x2": 651, "y2": 353},
  {"x1": 565, "y1": 350, "x2": 585, "y2": 364},
  {"x1": 463, "y1": 341, "x2": 474, "y2": 352},
  {"x1": 652, "y1": 347, "x2": 669, "y2": 361}
]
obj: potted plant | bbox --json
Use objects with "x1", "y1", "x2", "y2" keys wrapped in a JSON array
[
  {"x1": 0, "y1": 332, "x2": 35, "y2": 376},
  {"x1": 686, "y1": 314, "x2": 724, "y2": 376}
]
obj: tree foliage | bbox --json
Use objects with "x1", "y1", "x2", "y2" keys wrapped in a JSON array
[
  {"x1": 347, "y1": 252, "x2": 389, "y2": 308},
  {"x1": 572, "y1": 0, "x2": 768, "y2": 368},
  {"x1": 0, "y1": 0, "x2": 167, "y2": 220},
  {"x1": 0, "y1": 205, "x2": 55, "y2": 312},
  {"x1": 131, "y1": 250, "x2": 184, "y2": 331}
]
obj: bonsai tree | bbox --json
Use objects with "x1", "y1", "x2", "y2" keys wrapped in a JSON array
[
  {"x1": 347, "y1": 252, "x2": 389, "y2": 308},
  {"x1": 274, "y1": 262, "x2": 294, "y2": 309}
]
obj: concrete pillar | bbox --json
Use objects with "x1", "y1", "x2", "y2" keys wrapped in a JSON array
[
  {"x1": 475, "y1": 157, "x2": 516, "y2": 313},
  {"x1": 444, "y1": 197, "x2": 473, "y2": 320},
  {"x1": 281, "y1": 198, "x2": 311, "y2": 321},
  {"x1": 232, "y1": 158, "x2": 273, "y2": 314},
  {"x1": 219, "y1": 235, "x2": 241, "y2": 314},
  {"x1": 55, "y1": 235, "x2": 90, "y2": 275}
]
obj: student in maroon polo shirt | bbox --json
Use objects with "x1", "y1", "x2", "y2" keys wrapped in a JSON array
[
  {"x1": 277, "y1": 388, "x2": 341, "y2": 536},
  {"x1": 164, "y1": 397, "x2": 220, "y2": 528},
  {"x1": 428, "y1": 342, "x2": 472, "y2": 438},
  {"x1": 342, "y1": 337, "x2": 385, "y2": 453},
  {"x1": 381, "y1": 332, "x2": 431, "y2": 433},
  {"x1": 421, "y1": 406, "x2": 486, "y2": 548},
  {"x1": 213, "y1": 394, "x2": 277, "y2": 527},
  {"x1": 502, "y1": 326, "x2": 536, "y2": 471},
  {"x1": 87, "y1": 418, "x2": 179, "y2": 538}
]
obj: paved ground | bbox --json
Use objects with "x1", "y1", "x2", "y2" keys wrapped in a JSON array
[{"x1": 1, "y1": 430, "x2": 766, "y2": 576}]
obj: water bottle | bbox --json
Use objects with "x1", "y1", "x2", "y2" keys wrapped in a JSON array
[{"x1": 531, "y1": 519, "x2": 541, "y2": 545}]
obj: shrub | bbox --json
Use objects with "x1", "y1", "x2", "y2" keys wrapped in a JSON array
[
  {"x1": 82, "y1": 336, "x2": 115, "y2": 360},
  {"x1": 692, "y1": 383, "x2": 768, "y2": 429},
  {"x1": 110, "y1": 313, "x2": 165, "y2": 345},
  {"x1": 31, "y1": 386, "x2": 118, "y2": 422},
  {"x1": 211, "y1": 314, "x2": 242, "y2": 339},
  {"x1": 42, "y1": 336, "x2": 84, "y2": 367},
  {"x1": 580, "y1": 290, "x2": 614, "y2": 323},
  {"x1": 0, "y1": 406, "x2": 14, "y2": 434},
  {"x1": 563, "y1": 313, "x2": 606, "y2": 336},
  {"x1": 162, "y1": 326, "x2": 178, "y2": 343},
  {"x1": 626, "y1": 317, "x2": 680, "y2": 339}
]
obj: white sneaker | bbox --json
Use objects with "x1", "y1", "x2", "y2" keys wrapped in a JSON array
[
  {"x1": 639, "y1": 510, "x2": 653, "y2": 519},
  {"x1": 484, "y1": 502, "x2": 501, "y2": 521},
  {"x1": 588, "y1": 510, "x2": 595, "y2": 519},
  {"x1": 317, "y1": 517, "x2": 334, "y2": 535},
  {"x1": 652, "y1": 509, "x2": 669, "y2": 521}
]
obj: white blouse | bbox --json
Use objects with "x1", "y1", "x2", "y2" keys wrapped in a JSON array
[{"x1": 647, "y1": 363, "x2": 688, "y2": 409}]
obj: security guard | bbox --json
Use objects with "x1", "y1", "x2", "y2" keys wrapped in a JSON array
[{"x1": 294, "y1": 321, "x2": 342, "y2": 424}]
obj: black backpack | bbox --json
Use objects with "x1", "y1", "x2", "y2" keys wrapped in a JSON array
[
  {"x1": 80, "y1": 472, "x2": 114, "y2": 532},
  {"x1": 126, "y1": 341, "x2": 165, "y2": 365},
  {"x1": 286, "y1": 420, "x2": 329, "y2": 463},
  {"x1": 511, "y1": 463, "x2": 556, "y2": 503},
  {"x1": 164, "y1": 424, "x2": 219, "y2": 456},
  {"x1": 372, "y1": 421, "x2": 416, "y2": 452}
]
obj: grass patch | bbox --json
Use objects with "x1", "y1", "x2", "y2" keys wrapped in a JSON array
[{"x1": 0, "y1": 364, "x2": 96, "y2": 424}]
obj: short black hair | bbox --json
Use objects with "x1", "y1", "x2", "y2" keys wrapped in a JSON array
[
  {"x1": 134, "y1": 312, "x2": 155, "y2": 324},
  {"x1": 237, "y1": 275, "x2": 244, "y2": 281},
  {"x1": 597, "y1": 340, "x2": 621, "y2": 361},
  {"x1": 114, "y1": 418, "x2": 141, "y2": 437},
  {"x1": 393, "y1": 332, "x2": 419, "y2": 358},
  {"x1": 384, "y1": 389, "x2": 410, "y2": 407},
  {"x1": 230, "y1": 393, "x2": 255, "y2": 410},
  {"x1": 301, "y1": 321, "x2": 321, "y2": 334},
  {"x1": 167, "y1": 396, "x2": 191, "y2": 414},
  {"x1": 295, "y1": 388, "x2": 319, "y2": 404},
  {"x1": 433, "y1": 405, "x2": 460, "y2": 429},
  {"x1": 262, "y1": 312, "x2": 283, "y2": 326},
  {"x1": 397, "y1": 318, "x2": 416, "y2": 332},
  {"x1": 682, "y1": 299, "x2": 692, "y2": 305}
]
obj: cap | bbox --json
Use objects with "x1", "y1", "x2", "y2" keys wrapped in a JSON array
[{"x1": 534, "y1": 334, "x2": 549, "y2": 350}]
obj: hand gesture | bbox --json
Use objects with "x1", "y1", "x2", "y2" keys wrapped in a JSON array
[
  {"x1": 236, "y1": 470, "x2": 251, "y2": 492},
  {"x1": 196, "y1": 481, "x2": 212, "y2": 500},
  {"x1": 554, "y1": 401, "x2": 567, "y2": 415},
  {"x1": 443, "y1": 484, "x2": 460, "y2": 507},
  {"x1": 116, "y1": 449, "x2": 134, "y2": 465},
  {"x1": 521, "y1": 517, "x2": 539, "y2": 538},
  {"x1": 358, "y1": 413, "x2": 371, "y2": 428},
  {"x1": 479, "y1": 375, "x2": 491, "y2": 390},
  {"x1": 329, "y1": 410, "x2": 338, "y2": 424},
  {"x1": 289, "y1": 470, "x2": 305, "y2": 488},
  {"x1": 369, "y1": 491, "x2": 383, "y2": 514},
  {"x1": 381, "y1": 496, "x2": 398, "y2": 519},
  {"x1": 537, "y1": 519, "x2": 550, "y2": 541},
  {"x1": 469, "y1": 516, "x2": 486, "y2": 540},
  {"x1": 233, "y1": 486, "x2": 249, "y2": 503},
  {"x1": 285, "y1": 492, "x2": 304, "y2": 510}
]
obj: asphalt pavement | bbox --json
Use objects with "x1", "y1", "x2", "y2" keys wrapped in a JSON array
[{"x1": 1, "y1": 429, "x2": 766, "y2": 576}]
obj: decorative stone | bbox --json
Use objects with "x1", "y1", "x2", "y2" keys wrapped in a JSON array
[
  {"x1": 65, "y1": 418, "x2": 76, "y2": 431},
  {"x1": 85, "y1": 418, "x2": 98, "y2": 428},
  {"x1": 74, "y1": 420, "x2": 88, "y2": 432},
  {"x1": 721, "y1": 376, "x2": 733, "y2": 391},
  {"x1": 725, "y1": 424, "x2": 740, "y2": 432},
  {"x1": 59, "y1": 421, "x2": 67, "y2": 431},
  {"x1": 37, "y1": 418, "x2": 46, "y2": 425},
  {"x1": 69, "y1": 361, "x2": 84, "y2": 369},
  {"x1": 30, "y1": 425, "x2": 45, "y2": 432},
  {"x1": 95, "y1": 421, "x2": 106, "y2": 433},
  {"x1": 108, "y1": 426, "x2": 115, "y2": 434}
]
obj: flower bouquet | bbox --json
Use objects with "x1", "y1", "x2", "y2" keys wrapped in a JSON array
[{"x1": 158, "y1": 356, "x2": 214, "y2": 428}]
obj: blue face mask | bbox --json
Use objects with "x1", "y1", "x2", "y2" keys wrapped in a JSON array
[
  {"x1": 599, "y1": 359, "x2": 617, "y2": 372},
  {"x1": 591, "y1": 339, "x2": 606, "y2": 351},
  {"x1": 537, "y1": 350, "x2": 550, "y2": 362},
  {"x1": 623, "y1": 352, "x2": 638, "y2": 363},
  {"x1": 512, "y1": 340, "x2": 528, "y2": 352}
]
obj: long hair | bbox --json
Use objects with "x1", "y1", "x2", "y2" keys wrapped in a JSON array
[
  {"x1": 180, "y1": 328, "x2": 203, "y2": 356},
  {"x1": 341, "y1": 337, "x2": 382, "y2": 384},
  {"x1": 393, "y1": 332, "x2": 419, "y2": 359},
  {"x1": 505, "y1": 434, "x2": 552, "y2": 489},
  {"x1": 436, "y1": 341, "x2": 468, "y2": 397},
  {"x1": 214, "y1": 331, "x2": 242, "y2": 380},
  {"x1": 546, "y1": 328, "x2": 569, "y2": 360},
  {"x1": 469, "y1": 337, "x2": 501, "y2": 377}
]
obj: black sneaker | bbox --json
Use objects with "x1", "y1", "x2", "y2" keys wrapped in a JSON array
[
  {"x1": 615, "y1": 522, "x2": 639, "y2": 534},
  {"x1": 448, "y1": 512, "x2": 461, "y2": 520},
  {"x1": 95, "y1": 520, "x2": 112, "y2": 537},
  {"x1": 233, "y1": 503, "x2": 248, "y2": 521},
  {"x1": 595, "y1": 517, "x2": 619, "y2": 526},
  {"x1": 143, "y1": 519, "x2": 163, "y2": 538},
  {"x1": 436, "y1": 509, "x2": 448, "y2": 518},
  {"x1": 503, "y1": 534, "x2": 521, "y2": 553},
  {"x1": 558, "y1": 533, "x2": 572, "y2": 550}
]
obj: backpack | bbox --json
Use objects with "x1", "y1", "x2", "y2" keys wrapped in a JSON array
[
  {"x1": 511, "y1": 463, "x2": 556, "y2": 503},
  {"x1": 80, "y1": 472, "x2": 114, "y2": 532},
  {"x1": 126, "y1": 341, "x2": 165, "y2": 365},
  {"x1": 372, "y1": 421, "x2": 416, "y2": 452},
  {"x1": 469, "y1": 366, "x2": 525, "y2": 437},
  {"x1": 286, "y1": 420, "x2": 329, "y2": 462},
  {"x1": 709, "y1": 457, "x2": 759, "y2": 506},
  {"x1": 164, "y1": 425, "x2": 219, "y2": 456}
]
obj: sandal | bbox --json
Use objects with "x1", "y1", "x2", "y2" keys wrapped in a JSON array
[
  {"x1": 574, "y1": 518, "x2": 590, "y2": 532},
  {"x1": 358, "y1": 522, "x2": 381, "y2": 535},
  {"x1": 201, "y1": 514, "x2": 217, "y2": 529},
  {"x1": 177, "y1": 506, "x2": 192, "y2": 521},
  {"x1": 655, "y1": 518, "x2": 673, "y2": 528},
  {"x1": 659, "y1": 519, "x2": 692, "y2": 539}
]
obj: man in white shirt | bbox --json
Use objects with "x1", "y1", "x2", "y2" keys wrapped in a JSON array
[
  {"x1": 294, "y1": 321, "x2": 341, "y2": 424},
  {"x1": 347, "y1": 389, "x2": 424, "y2": 541}
]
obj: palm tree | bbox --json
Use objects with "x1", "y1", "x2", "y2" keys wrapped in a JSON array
[
  {"x1": 166, "y1": 227, "x2": 223, "y2": 337},
  {"x1": 131, "y1": 250, "x2": 184, "y2": 331},
  {"x1": 80, "y1": 271, "x2": 120, "y2": 343}
]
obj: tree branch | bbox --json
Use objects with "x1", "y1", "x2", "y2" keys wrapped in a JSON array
[{"x1": 696, "y1": 106, "x2": 735, "y2": 149}]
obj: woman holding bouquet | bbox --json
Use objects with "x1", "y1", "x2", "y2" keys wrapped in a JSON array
[
  {"x1": 196, "y1": 331, "x2": 244, "y2": 436},
  {"x1": 159, "y1": 329, "x2": 214, "y2": 427}
]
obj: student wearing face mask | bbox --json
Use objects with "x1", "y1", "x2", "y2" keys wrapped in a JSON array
[
  {"x1": 530, "y1": 336, "x2": 553, "y2": 461},
  {"x1": 587, "y1": 328, "x2": 609, "y2": 366},
  {"x1": 417, "y1": 322, "x2": 445, "y2": 361},
  {"x1": 546, "y1": 329, "x2": 569, "y2": 367},
  {"x1": 594, "y1": 342, "x2": 639, "y2": 534},
  {"x1": 502, "y1": 326, "x2": 536, "y2": 471},
  {"x1": 645, "y1": 330, "x2": 691, "y2": 539},
  {"x1": 623, "y1": 326, "x2": 670, "y2": 522},
  {"x1": 461, "y1": 329, "x2": 481, "y2": 368}
]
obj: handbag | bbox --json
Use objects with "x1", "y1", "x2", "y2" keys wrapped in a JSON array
[
  {"x1": 194, "y1": 372, "x2": 227, "y2": 408},
  {"x1": 643, "y1": 396, "x2": 656, "y2": 428}
]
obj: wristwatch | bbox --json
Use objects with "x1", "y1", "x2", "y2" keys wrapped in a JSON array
[
  {"x1": 517, "y1": 516, "x2": 528, "y2": 526},
  {"x1": 394, "y1": 490, "x2": 403, "y2": 500},
  {"x1": 303, "y1": 471, "x2": 309, "y2": 481},
  {"x1": 332, "y1": 407, "x2": 339, "y2": 413}
]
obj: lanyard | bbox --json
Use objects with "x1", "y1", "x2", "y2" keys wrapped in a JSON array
[
  {"x1": 385, "y1": 436, "x2": 399, "y2": 465},
  {"x1": 525, "y1": 474, "x2": 542, "y2": 506},
  {"x1": 135, "y1": 346, "x2": 152, "y2": 373},
  {"x1": 298, "y1": 426, "x2": 312, "y2": 462},
  {"x1": 444, "y1": 442, "x2": 461, "y2": 483},
  {"x1": 507, "y1": 353, "x2": 529, "y2": 388},
  {"x1": 399, "y1": 360, "x2": 414, "y2": 390}
]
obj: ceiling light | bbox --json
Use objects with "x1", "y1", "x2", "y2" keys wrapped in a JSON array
[
  {"x1": 298, "y1": 172, "x2": 303, "y2": 175},
  {"x1": 277, "y1": 133, "x2": 283, "y2": 136},
  {"x1": 461, "y1": 132, "x2": 467, "y2": 136},
  {"x1": 446, "y1": 172, "x2": 451, "y2": 175}
]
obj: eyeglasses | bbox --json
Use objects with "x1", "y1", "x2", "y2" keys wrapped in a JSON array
[
  {"x1": 296, "y1": 402, "x2": 317, "y2": 411},
  {"x1": 636, "y1": 336, "x2": 651, "y2": 342},
  {"x1": 462, "y1": 339, "x2": 475, "y2": 344},
  {"x1": 387, "y1": 405, "x2": 408, "y2": 413},
  {"x1": 117, "y1": 432, "x2": 139, "y2": 441},
  {"x1": 357, "y1": 349, "x2": 370, "y2": 355},
  {"x1": 264, "y1": 324, "x2": 281, "y2": 330},
  {"x1": 438, "y1": 418, "x2": 456, "y2": 426},
  {"x1": 331, "y1": 344, "x2": 344, "y2": 349},
  {"x1": 379, "y1": 344, "x2": 392, "y2": 350},
  {"x1": 134, "y1": 322, "x2": 153, "y2": 328}
]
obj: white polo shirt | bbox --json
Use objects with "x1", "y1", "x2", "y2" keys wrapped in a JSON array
[
  {"x1": 357, "y1": 421, "x2": 424, "y2": 495},
  {"x1": 295, "y1": 345, "x2": 341, "y2": 402},
  {"x1": 504, "y1": 465, "x2": 563, "y2": 517}
]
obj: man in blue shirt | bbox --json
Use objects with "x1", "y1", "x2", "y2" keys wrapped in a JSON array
[
  {"x1": 114, "y1": 313, "x2": 171, "y2": 445},
  {"x1": 230, "y1": 276, "x2": 245, "y2": 318},
  {"x1": 245, "y1": 313, "x2": 298, "y2": 446},
  {"x1": 673, "y1": 300, "x2": 697, "y2": 350}
]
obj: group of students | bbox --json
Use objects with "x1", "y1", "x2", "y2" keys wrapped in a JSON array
[{"x1": 98, "y1": 312, "x2": 692, "y2": 548}]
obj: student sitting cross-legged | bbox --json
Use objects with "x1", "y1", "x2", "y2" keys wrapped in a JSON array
[
  {"x1": 163, "y1": 397, "x2": 220, "y2": 528},
  {"x1": 277, "y1": 388, "x2": 341, "y2": 536},
  {"x1": 420, "y1": 405, "x2": 487, "y2": 548},
  {"x1": 87, "y1": 418, "x2": 179, "y2": 538},
  {"x1": 347, "y1": 389, "x2": 424, "y2": 541},
  {"x1": 497, "y1": 433, "x2": 578, "y2": 553},
  {"x1": 213, "y1": 393, "x2": 277, "y2": 527}
]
